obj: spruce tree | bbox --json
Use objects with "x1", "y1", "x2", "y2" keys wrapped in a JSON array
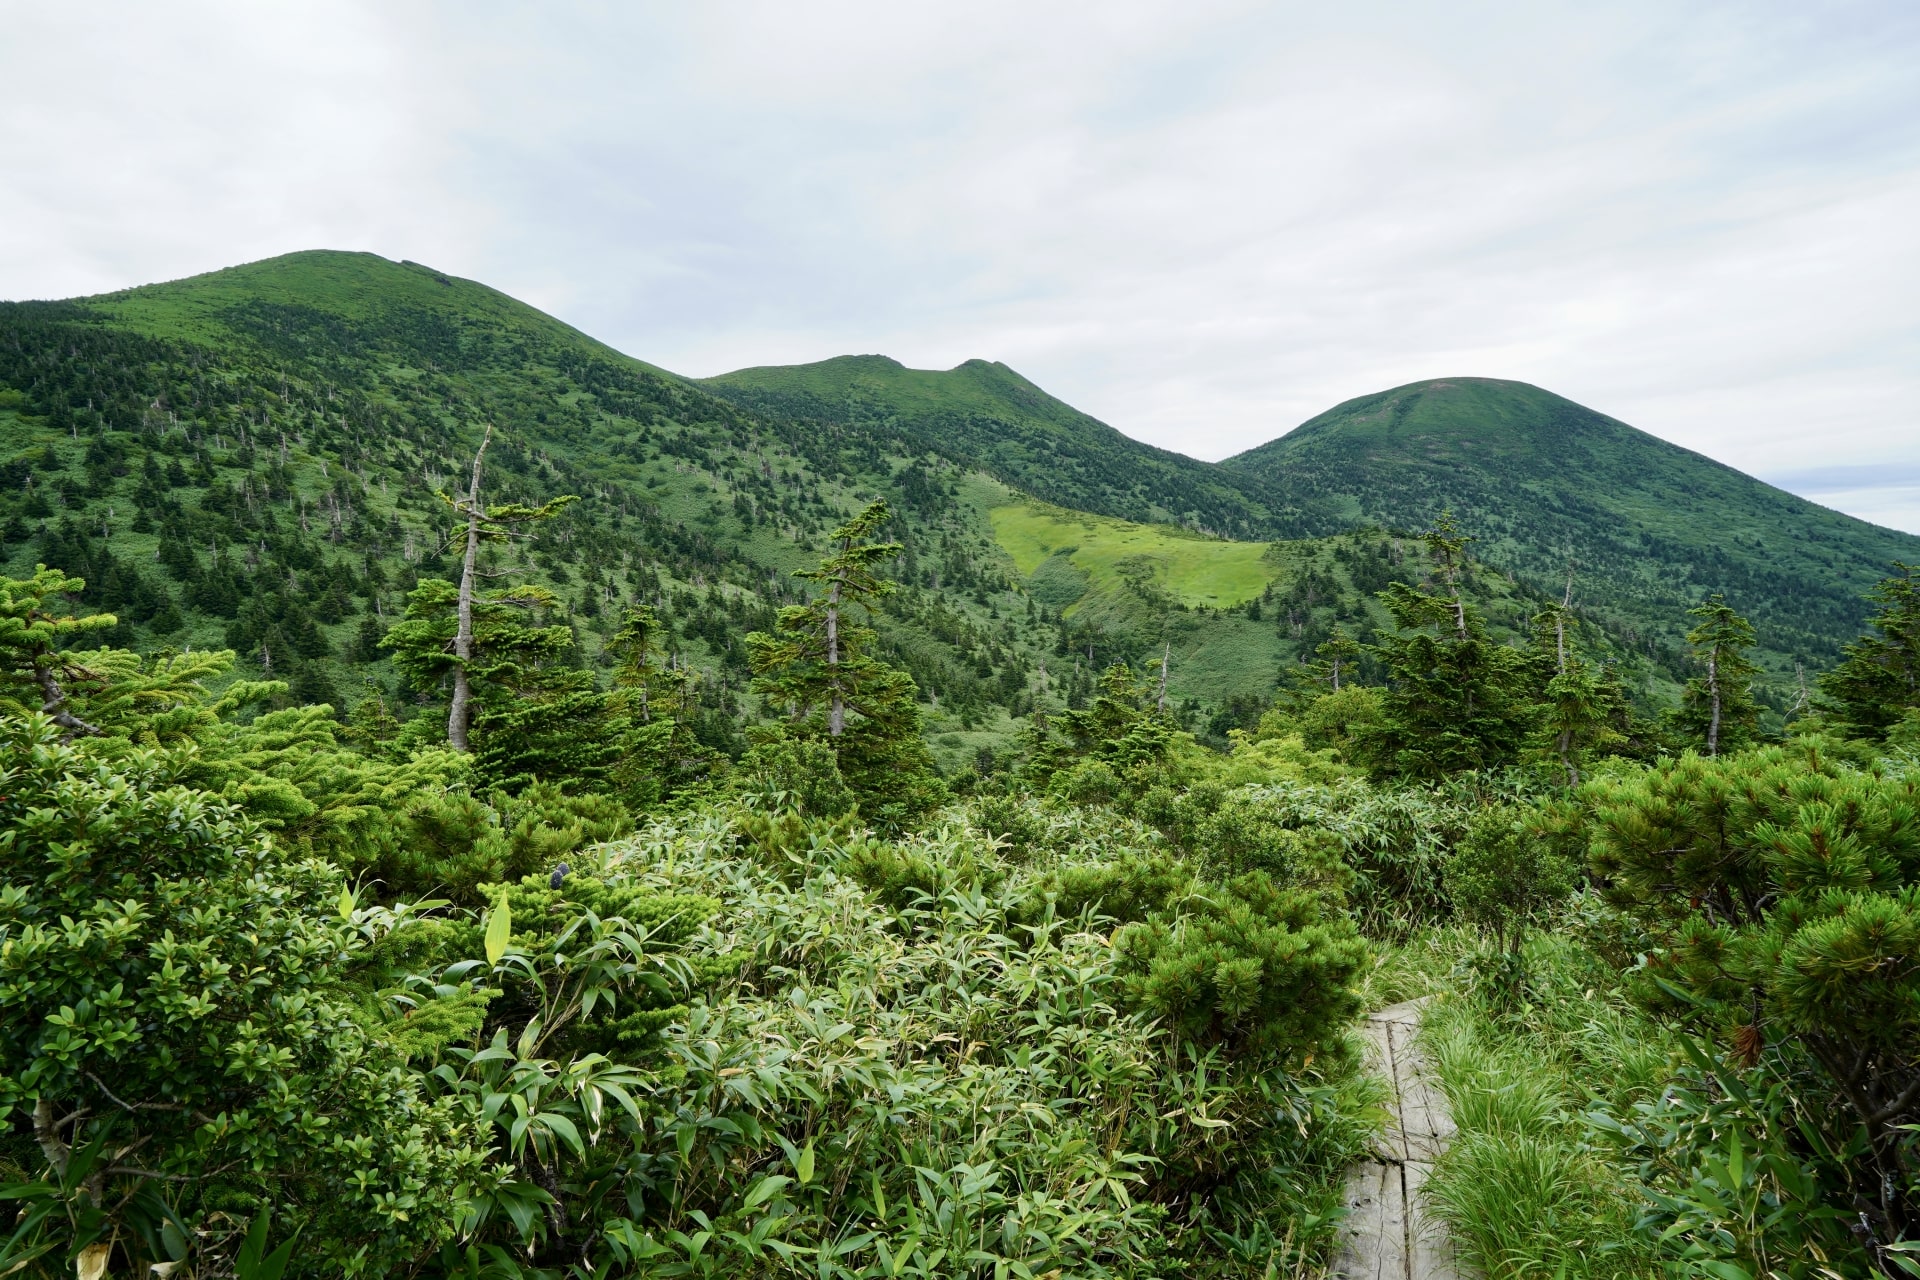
[
  {"x1": 1819, "y1": 562, "x2": 1920, "y2": 741},
  {"x1": 0, "y1": 565, "x2": 117, "y2": 738},
  {"x1": 1289, "y1": 623, "x2": 1361, "y2": 696},
  {"x1": 1673, "y1": 593, "x2": 1761, "y2": 756},
  {"x1": 384, "y1": 579, "x2": 576, "y2": 759},
  {"x1": 748, "y1": 500, "x2": 905, "y2": 736},
  {"x1": 1357, "y1": 514, "x2": 1536, "y2": 779},
  {"x1": 440, "y1": 425, "x2": 575, "y2": 751},
  {"x1": 746, "y1": 500, "x2": 940, "y2": 825},
  {"x1": 1529, "y1": 601, "x2": 1622, "y2": 785},
  {"x1": 608, "y1": 604, "x2": 664, "y2": 724}
]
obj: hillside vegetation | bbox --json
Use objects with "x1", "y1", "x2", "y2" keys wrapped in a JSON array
[
  {"x1": 0, "y1": 251, "x2": 1633, "y2": 761},
  {"x1": 711, "y1": 358, "x2": 1920, "y2": 686},
  {"x1": 703, "y1": 354, "x2": 1274, "y2": 538},
  {"x1": 4, "y1": 251, "x2": 1919, "y2": 1279},
  {"x1": 1221, "y1": 376, "x2": 1920, "y2": 678}
]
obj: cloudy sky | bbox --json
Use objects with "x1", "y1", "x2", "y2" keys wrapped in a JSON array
[{"x1": 5, "y1": 2, "x2": 1918, "y2": 530}]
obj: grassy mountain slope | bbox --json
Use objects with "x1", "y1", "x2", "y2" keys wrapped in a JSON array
[
  {"x1": 1219, "y1": 377, "x2": 1920, "y2": 677},
  {"x1": 702, "y1": 354, "x2": 1274, "y2": 538},
  {"x1": 5, "y1": 251, "x2": 1863, "y2": 761},
  {"x1": 86, "y1": 250, "x2": 667, "y2": 373},
  {"x1": 0, "y1": 250, "x2": 1428, "y2": 773},
  {"x1": 702, "y1": 359, "x2": 1917, "y2": 687},
  {"x1": 974, "y1": 482, "x2": 1645, "y2": 711},
  {"x1": 991, "y1": 498, "x2": 1279, "y2": 610},
  {"x1": 0, "y1": 253, "x2": 1010, "y2": 750}
]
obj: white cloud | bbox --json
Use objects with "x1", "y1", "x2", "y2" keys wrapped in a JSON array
[{"x1": 3, "y1": 0, "x2": 1917, "y2": 529}]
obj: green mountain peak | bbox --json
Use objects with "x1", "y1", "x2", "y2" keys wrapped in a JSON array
[{"x1": 1223, "y1": 374, "x2": 1920, "y2": 669}]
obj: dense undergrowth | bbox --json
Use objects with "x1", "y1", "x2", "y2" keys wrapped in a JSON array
[{"x1": 2, "y1": 458, "x2": 1918, "y2": 1277}]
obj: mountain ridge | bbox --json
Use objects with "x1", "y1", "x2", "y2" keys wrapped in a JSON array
[
  {"x1": 1219, "y1": 375, "x2": 1920, "y2": 671},
  {"x1": 712, "y1": 350, "x2": 1920, "y2": 672},
  {"x1": 702, "y1": 352, "x2": 1277, "y2": 538},
  {"x1": 6, "y1": 248, "x2": 1914, "y2": 711}
]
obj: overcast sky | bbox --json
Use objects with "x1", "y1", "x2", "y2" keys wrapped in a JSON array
[{"x1": 5, "y1": 1, "x2": 1918, "y2": 530}]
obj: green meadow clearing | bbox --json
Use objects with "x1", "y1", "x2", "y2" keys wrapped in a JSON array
[{"x1": 990, "y1": 498, "x2": 1280, "y2": 610}]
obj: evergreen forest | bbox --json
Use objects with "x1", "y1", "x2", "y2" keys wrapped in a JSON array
[{"x1": 2, "y1": 250, "x2": 1918, "y2": 1278}]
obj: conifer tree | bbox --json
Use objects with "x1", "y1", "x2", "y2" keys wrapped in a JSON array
[
  {"x1": 1357, "y1": 515, "x2": 1536, "y2": 779},
  {"x1": 384, "y1": 580, "x2": 575, "y2": 744},
  {"x1": 0, "y1": 565, "x2": 116, "y2": 739},
  {"x1": 600, "y1": 603, "x2": 704, "y2": 807},
  {"x1": 1529, "y1": 601, "x2": 1622, "y2": 785},
  {"x1": 1673, "y1": 593, "x2": 1761, "y2": 756},
  {"x1": 748, "y1": 500, "x2": 905, "y2": 737},
  {"x1": 1587, "y1": 743, "x2": 1920, "y2": 1243},
  {"x1": 608, "y1": 604, "x2": 664, "y2": 724},
  {"x1": 1044, "y1": 663, "x2": 1179, "y2": 774},
  {"x1": 746, "y1": 500, "x2": 940, "y2": 824},
  {"x1": 1292, "y1": 623, "x2": 1361, "y2": 695},
  {"x1": 1819, "y1": 562, "x2": 1920, "y2": 741},
  {"x1": 441, "y1": 425, "x2": 576, "y2": 751}
]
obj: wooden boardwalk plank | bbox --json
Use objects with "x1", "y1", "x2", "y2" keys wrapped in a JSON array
[{"x1": 1331, "y1": 1000, "x2": 1468, "y2": 1280}]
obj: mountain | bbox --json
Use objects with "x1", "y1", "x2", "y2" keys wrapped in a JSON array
[
  {"x1": 1218, "y1": 377, "x2": 1920, "y2": 677},
  {"x1": 0, "y1": 251, "x2": 1390, "y2": 774},
  {"x1": 702, "y1": 355, "x2": 1274, "y2": 538},
  {"x1": 3, "y1": 250, "x2": 1904, "y2": 755},
  {"x1": 0, "y1": 252, "x2": 1032, "y2": 761}
]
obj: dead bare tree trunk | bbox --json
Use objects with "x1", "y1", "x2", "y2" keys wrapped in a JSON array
[
  {"x1": 826, "y1": 578, "x2": 844, "y2": 736},
  {"x1": 448, "y1": 426, "x2": 492, "y2": 752},
  {"x1": 1706, "y1": 647, "x2": 1722, "y2": 757},
  {"x1": 1156, "y1": 640, "x2": 1170, "y2": 714}
]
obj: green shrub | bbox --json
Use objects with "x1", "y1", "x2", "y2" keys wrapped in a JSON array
[
  {"x1": 369, "y1": 780, "x2": 633, "y2": 903},
  {"x1": 0, "y1": 715, "x2": 488, "y2": 1277},
  {"x1": 732, "y1": 733, "x2": 857, "y2": 819},
  {"x1": 1113, "y1": 873, "x2": 1366, "y2": 1063},
  {"x1": 1449, "y1": 802, "x2": 1579, "y2": 956},
  {"x1": 555, "y1": 808, "x2": 1375, "y2": 1278},
  {"x1": 1032, "y1": 849, "x2": 1193, "y2": 924},
  {"x1": 1585, "y1": 740, "x2": 1920, "y2": 1245}
]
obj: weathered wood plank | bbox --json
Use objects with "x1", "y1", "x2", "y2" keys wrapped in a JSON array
[{"x1": 1332, "y1": 1000, "x2": 1468, "y2": 1280}]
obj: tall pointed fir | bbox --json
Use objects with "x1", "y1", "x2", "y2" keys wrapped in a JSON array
[
  {"x1": 439, "y1": 424, "x2": 576, "y2": 752},
  {"x1": 1291, "y1": 623, "x2": 1361, "y2": 696},
  {"x1": 1356, "y1": 514, "x2": 1536, "y2": 779},
  {"x1": 1673, "y1": 593, "x2": 1761, "y2": 756},
  {"x1": 746, "y1": 500, "x2": 941, "y2": 826},
  {"x1": 382, "y1": 426, "x2": 580, "y2": 780},
  {"x1": 1819, "y1": 562, "x2": 1920, "y2": 741},
  {"x1": 603, "y1": 603, "x2": 696, "y2": 808},
  {"x1": 1528, "y1": 599, "x2": 1622, "y2": 786}
]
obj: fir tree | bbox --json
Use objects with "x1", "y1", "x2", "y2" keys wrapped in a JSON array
[
  {"x1": 1529, "y1": 601, "x2": 1623, "y2": 786},
  {"x1": 1356, "y1": 514, "x2": 1536, "y2": 779},
  {"x1": 748, "y1": 500, "x2": 906, "y2": 736},
  {"x1": 441, "y1": 425, "x2": 575, "y2": 751},
  {"x1": 608, "y1": 603, "x2": 664, "y2": 724},
  {"x1": 1673, "y1": 593, "x2": 1761, "y2": 756},
  {"x1": 1819, "y1": 562, "x2": 1920, "y2": 741},
  {"x1": 384, "y1": 577, "x2": 576, "y2": 760},
  {"x1": 746, "y1": 500, "x2": 940, "y2": 825},
  {"x1": 0, "y1": 565, "x2": 117, "y2": 738},
  {"x1": 1284, "y1": 623, "x2": 1361, "y2": 703}
]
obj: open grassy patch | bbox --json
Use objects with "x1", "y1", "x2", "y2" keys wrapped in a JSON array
[{"x1": 990, "y1": 498, "x2": 1280, "y2": 610}]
